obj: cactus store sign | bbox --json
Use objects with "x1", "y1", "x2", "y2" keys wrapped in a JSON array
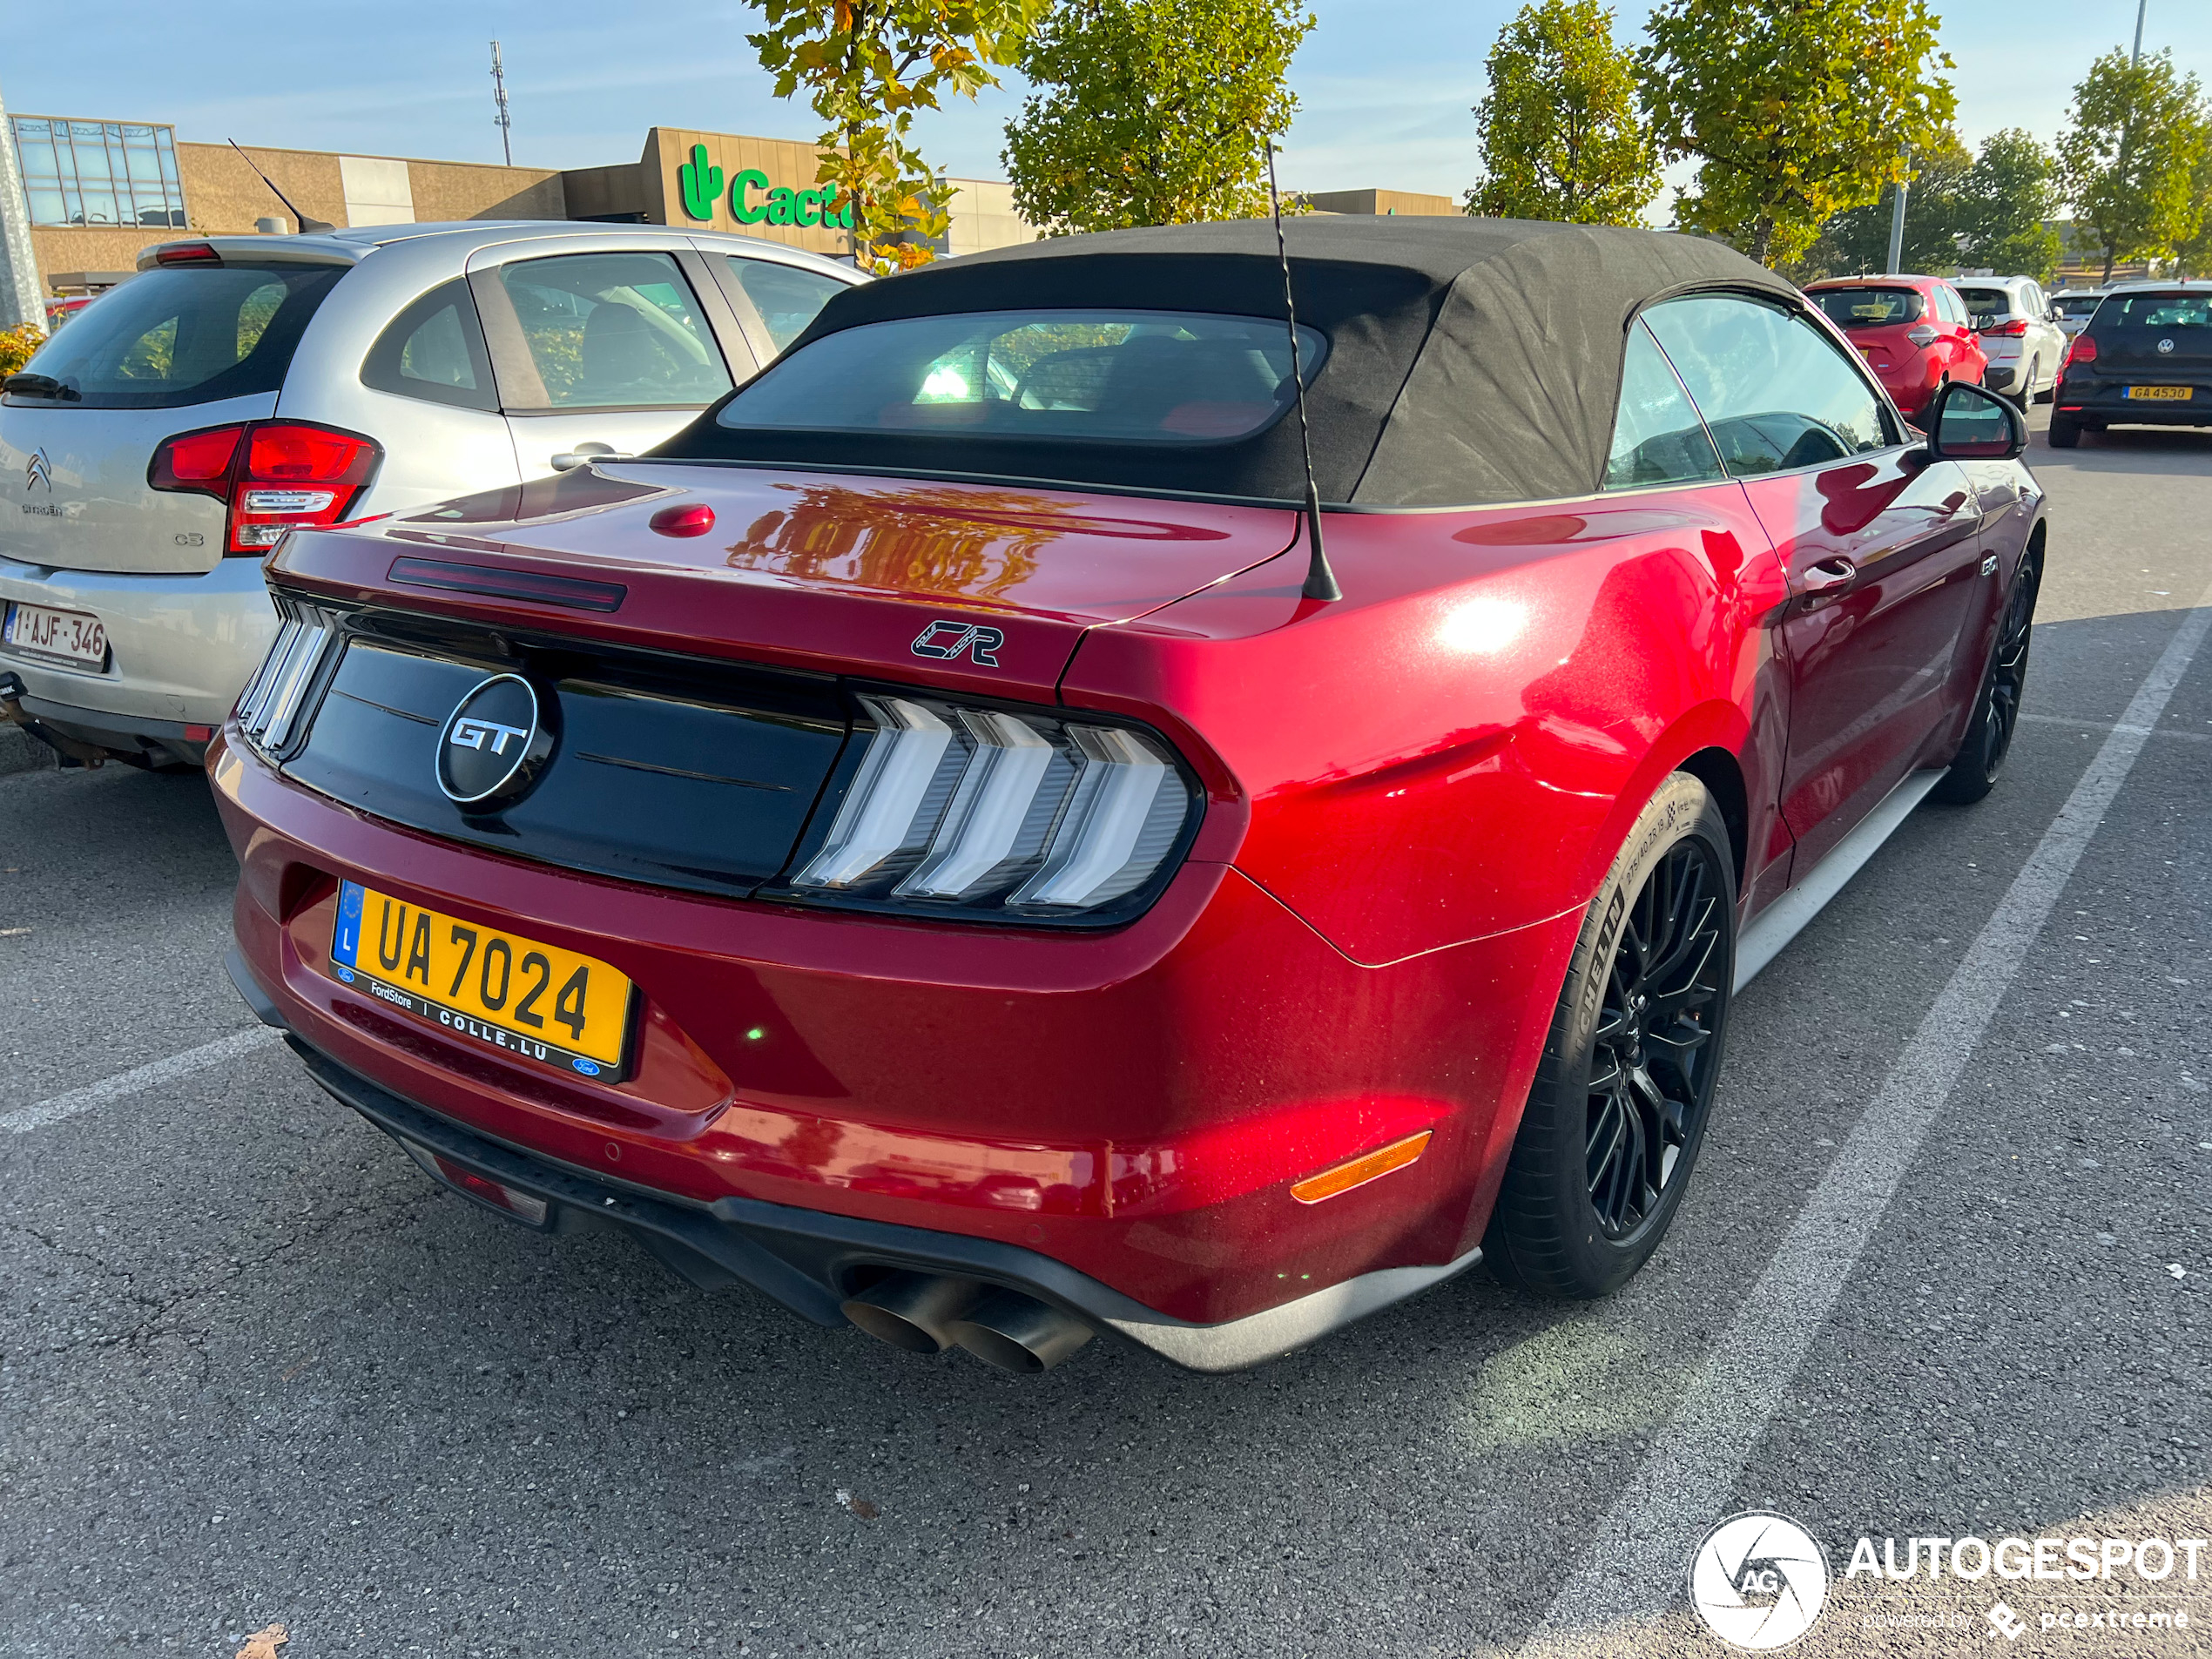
[{"x1": 677, "y1": 145, "x2": 853, "y2": 230}]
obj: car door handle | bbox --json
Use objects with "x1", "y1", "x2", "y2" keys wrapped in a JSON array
[
  {"x1": 550, "y1": 442, "x2": 629, "y2": 472},
  {"x1": 1800, "y1": 556, "x2": 1858, "y2": 594}
]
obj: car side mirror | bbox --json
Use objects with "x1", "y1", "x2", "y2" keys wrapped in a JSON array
[{"x1": 1926, "y1": 381, "x2": 2026, "y2": 461}]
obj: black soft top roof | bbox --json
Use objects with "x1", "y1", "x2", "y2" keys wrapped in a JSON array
[{"x1": 661, "y1": 216, "x2": 1798, "y2": 509}]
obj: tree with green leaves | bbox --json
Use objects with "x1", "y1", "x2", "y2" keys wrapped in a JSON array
[
  {"x1": 1000, "y1": 0, "x2": 1313, "y2": 234},
  {"x1": 1800, "y1": 129, "x2": 1971, "y2": 277},
  {"x1": 1465, "y1": 0, "x2": 1659, "y2": 225},
  {"x1": 2174, "y1": 143, "x2": 2212, "y2": 280},
  {"x1": 2058, "y1": 48, "x2": 2210, "y2": 284},
  {"x1": 1953, "y1": 128, "x2": 2063, "y2": 280},
  {"x1": 749, "y1": 0, "x2": 1052, "y2": 269},
  {"x1": 1638, "y1": 0, "x2": 1956, "y2": 267}
]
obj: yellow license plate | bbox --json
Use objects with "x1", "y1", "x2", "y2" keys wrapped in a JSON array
[
  {"x1": 2127, "y1": 386, "x2": 2194, "y2": 401},
  {"x1": 330, "y1": 880, "x2": 634, "y2": 1078}
]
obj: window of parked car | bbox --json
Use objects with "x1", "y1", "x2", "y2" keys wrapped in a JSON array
[
  {"x1": 489, "y1": 251, "x2": 733, "y2": 411},
  {"x1": 361, "y1": 279, "x2": 498, "y2": 412},
  {"x1": 1643, "y1": 293, "x2": 1894, "y2": 474},
  {"x1": 2100, "y1": 293, "x2": 2212, "y2": 331},
  {"x1": 715, "y1": 257, "x2": 848, "y2": 355},
  {"x1": 5, "y1": 261, "x2": 344, "y2": 409},
  {"x1": 1811, "y1": 287, "x2": 1926, "y2": 328},
  {"x1": 715, "y1": 309, "x2": 1325, "y2": 445},
  {"x1": 1957, "y1": 286, "x2": 2015, "y2": 325},
  {"x1": 1602, "y1": 321, "x2": 1726, "y2": 490}
]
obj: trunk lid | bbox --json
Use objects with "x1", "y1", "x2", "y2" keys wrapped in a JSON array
[
  {"x1": 2087, "y1": 290, "x2": 2212, "y2": 379},
  {"x1": 273, "y1": 462, "x2": 1302, "y2": 698},
  {"x1": 0, "y1": 392, "x2": 272, "y2": 575}
]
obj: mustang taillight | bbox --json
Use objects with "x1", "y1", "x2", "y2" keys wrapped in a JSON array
[
  {"x1": 150, "y1": 420, "x2": 383, "y2": 554},
  {"x1": 233, "y1": 594, "x2": 342, "y2": 761},
  {"x1": 778, "y1": 691, "x2": 1202, "y2": 925},
  {"x1": 2066, "y1": 332, "x2": 2099, "y2": 368}
]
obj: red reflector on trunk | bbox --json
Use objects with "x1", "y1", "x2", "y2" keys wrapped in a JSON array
[
  {"x1": 183, "y1": 724, "x2": 215, "y2": 742},
  {"x1": 649, "y1": 502, "x2": 717, "y2": 538}
]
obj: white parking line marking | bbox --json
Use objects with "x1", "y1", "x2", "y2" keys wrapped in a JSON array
[
  {"x1": 1, "y1": 1026, "x2": 286, "y2": 1136},
  {"x1": 1531, "y1": 581, "x2": 2212, "y2": 1642},
  {"x1": 2020, "y1": 711, "x2": 2212, "y2": 741}
]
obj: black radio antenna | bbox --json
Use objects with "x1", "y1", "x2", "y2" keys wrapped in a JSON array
[
  {"x1": 229, "y1": 140, "x2": 334, "y2": 233},
  {"x1": 1266, "y1": 142, "x2": 1341, "y2": 604}
]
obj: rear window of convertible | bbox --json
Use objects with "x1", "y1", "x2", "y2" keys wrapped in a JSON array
[{"x1": 715, "y1": 309, "x2": 1325, "y2": 445}]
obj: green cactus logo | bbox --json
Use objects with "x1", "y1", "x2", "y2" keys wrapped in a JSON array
[{"x1": 678, "y1": 144, "x2": 724, "y2": 222}]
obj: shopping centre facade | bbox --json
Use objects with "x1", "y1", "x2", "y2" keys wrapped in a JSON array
[
  {"x1": 6, "y1": 113, "x2": 1459, "y2": 307},
  {"x1": 5, "y1": 119, "x2": 1040, "y2": 301}
]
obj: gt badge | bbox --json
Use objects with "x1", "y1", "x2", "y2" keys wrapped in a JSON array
[
  {"x1": 436, "y1": 673, "x2": 555, "y2": 809},
  {"x1": 911, "y1": 619, "x2": 1004, "y2": 667}
]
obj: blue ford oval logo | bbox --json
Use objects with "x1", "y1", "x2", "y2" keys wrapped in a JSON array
[{"x1": 436, "y1": 673, "x2": 552, "y2": 808}]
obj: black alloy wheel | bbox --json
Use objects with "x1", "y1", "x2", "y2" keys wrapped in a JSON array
[
  {"x1": 1934, "y1": 558, "x2": 2039, "y2": 805},
  {"x1": 1583, "y1": 839, "x2": 1729, "y2": 1239},
  {"x1": 1486, "y1": 773, "x2": 1737, "y2": 1298}
]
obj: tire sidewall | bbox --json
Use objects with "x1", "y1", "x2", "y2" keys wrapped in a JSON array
[{"x1": 1491, "y1": 773, "x2": 1738, "y2": 1296}]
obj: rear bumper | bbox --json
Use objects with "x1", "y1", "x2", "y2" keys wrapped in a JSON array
[
  {"x1": 212, "y1": 727, "x2": 1568, "y2": 1356},
  {"x1": 0, "y1": 553, "x2": 277, "y2": 737},
  {"x1": 226, "y1": 943, "x2": 1488, "y2": 1372},
  {"x1": 2053, "y1": 386, "x2": 2209, "y2": 427}
]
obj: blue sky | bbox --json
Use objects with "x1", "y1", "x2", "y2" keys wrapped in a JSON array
[{"x1": 7, "y1": 0, "x2": 2207, "y2": 208}]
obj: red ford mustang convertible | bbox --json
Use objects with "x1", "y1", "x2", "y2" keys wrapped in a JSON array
[{"x1": 216, "y1": 219, "x2": 2043, "y2": 1372}]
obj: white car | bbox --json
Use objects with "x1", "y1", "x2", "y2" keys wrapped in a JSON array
[
  {"x1": 1954, "y1": 276, "x2": 2067, "y2": 408},
  {"x1": 0, "y1": 221, "x2": 860, "y2": 770},
  {"x1": 2048, "y1": 288, "x2": 2107, "y2": 340}
]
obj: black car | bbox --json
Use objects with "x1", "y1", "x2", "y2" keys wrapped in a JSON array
[{"x1": 2050, "y1": 281, "x2": 2212, "y2": 447}]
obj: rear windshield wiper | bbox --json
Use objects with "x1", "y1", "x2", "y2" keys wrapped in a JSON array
[{"x1": 3, "y1": 373, "x2": 80, "y2": 401}]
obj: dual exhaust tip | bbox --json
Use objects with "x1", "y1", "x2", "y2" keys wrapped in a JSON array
[{"x1": 840, "y1": 1271, "x2": 1095, "y2": 1373}]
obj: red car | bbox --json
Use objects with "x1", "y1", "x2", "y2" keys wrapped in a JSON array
[
  {"x1": 1804, "y1": 274, "x2": 1988, "y2": 419},
  {"x1": 216, "y1": 220, "x2": 2044, "y2": 1373}
]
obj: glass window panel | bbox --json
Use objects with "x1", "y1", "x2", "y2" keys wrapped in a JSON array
[
  {"x1": 15, "y1": 118, "x2": 51, "y2": 140},
  {"x1": 18, "y1": 138, "x2": 57, "y2": 180},
  {"x1": 1642, "y1": 294, "x2": 1892, "y2": 475},
  {"x1": 496, "y1": 250, "x2": 732, "y2": 409},
  {"x1": 125, "y1": 143, "x2": 163, "y2": 182},
  {"x1": 1603, "y1": 321, "x2": 1726, "y2": 490},
  {"x1": 721, "y1": 257, "x2": 847, "y2": 354},
  {"x1": 25, "y1": 190, "x2": 65, "y2": 226},
  {"x1": 72, "y1": 139, "x2": 112, "y2": 181},
  {"x1": 719, "y1": 308, "x2": 1325, "y2": 444}
]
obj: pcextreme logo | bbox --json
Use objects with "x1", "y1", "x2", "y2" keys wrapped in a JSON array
[{"x1": 677, "y1": 143, "x2": 855, "y2": 230}]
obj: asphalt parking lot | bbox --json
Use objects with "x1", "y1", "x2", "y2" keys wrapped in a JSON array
[{"x1": 2, "y1": 411, "x2": 2209, "y2": 1659}]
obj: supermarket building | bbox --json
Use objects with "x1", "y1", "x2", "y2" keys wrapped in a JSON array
[
  {"x1": 8, "y1": 118, "x2": 1039, "y2": 298},
  {"x1": 9, "y1": 113, "x2": 1459, "y2": 303}
]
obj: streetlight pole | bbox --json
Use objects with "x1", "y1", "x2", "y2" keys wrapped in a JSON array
[
  {"x1": 2131, "y1": 0, "x2": 2146, "y2": 65},
  {"x1": 1886, "y1": 148, "x2": 1911, "y2": 273}
]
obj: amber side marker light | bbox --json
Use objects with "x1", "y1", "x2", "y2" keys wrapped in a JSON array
[{"x1": 1290, "y1": 1130, "x2": 1433, "y2": 1204}]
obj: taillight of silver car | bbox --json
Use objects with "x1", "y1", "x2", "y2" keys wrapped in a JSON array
[
  {"x1": 149, "y1": 421, "x2": 382, "y2": 554},
  {"x1": 773, "y1": 691, "x2": 1203, "y2": 926},
  {"x1": 233, "y1": 596, "x2": 342, "y2": 760}
]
